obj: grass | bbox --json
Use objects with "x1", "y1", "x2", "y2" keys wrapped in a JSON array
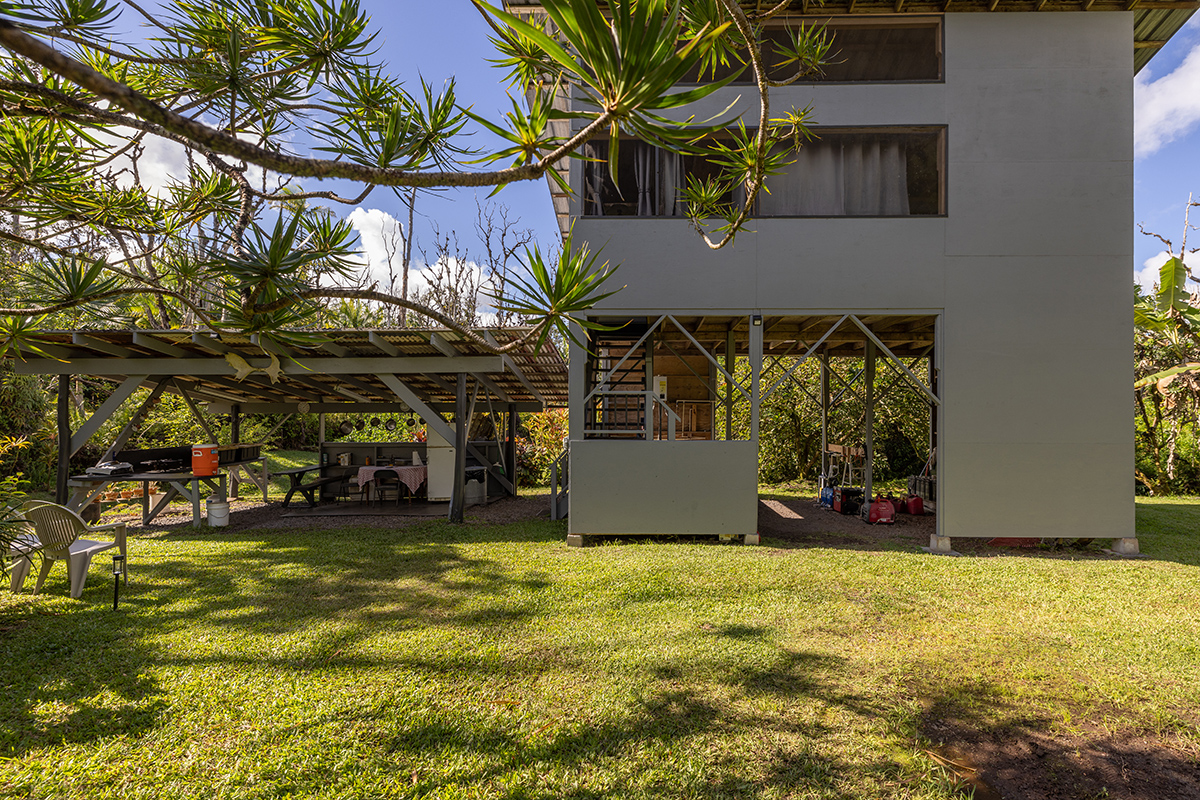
[{"x1": 0, "y1": 499, "x2": 1197, "y2": 798}]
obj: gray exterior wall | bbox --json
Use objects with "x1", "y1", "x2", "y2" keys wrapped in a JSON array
[
  {"x1": 570, "y1": 440, "x2": 758, "y2": 535},
  {"x1": 569, "y1": 12, "x2": 1134, "y2": 539}
]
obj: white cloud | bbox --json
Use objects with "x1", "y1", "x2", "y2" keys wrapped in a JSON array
[
  {"x1": 345, "y1": 207, "x2": 406, "y2": 290},
  {"x1": 1137, "y1": 250, "x2": 1172, "y2": 292},
  {"x1": 1135, "y1": 39, "x2": 1200, "y2": 158}
]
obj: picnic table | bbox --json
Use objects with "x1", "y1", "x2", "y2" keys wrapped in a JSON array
[{"x1": 277, "y1": 464, "x2": 345, "y2": 509}]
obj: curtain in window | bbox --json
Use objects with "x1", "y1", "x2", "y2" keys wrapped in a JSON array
[
  {"x1": 635, "y1": 142, "x2": 656, "y2": 216},
  {"x1": 660, "y1": 150, "x2": 682, "y2": 217},
  {"x1": 584, "y1": 143, "x2": 605, "y2": 216},
  {"x1": 760, "y1": 135, "x2": 909, "y2": 216}
]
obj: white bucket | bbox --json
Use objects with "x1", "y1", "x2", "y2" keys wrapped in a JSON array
[{"x1": 206, "y1": 499, "x2": 230, "y2": 527}]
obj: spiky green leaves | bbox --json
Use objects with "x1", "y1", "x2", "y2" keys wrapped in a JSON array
[{"x1": 496, "y1": 231, "x2": 624, "y2": 352}]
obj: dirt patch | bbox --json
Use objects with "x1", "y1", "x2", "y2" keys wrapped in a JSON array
[
  {"x1": 104, "y1": 492, "x2": 553, "y2": 535},
  {"x1": 757, "y1": 495, "x2": 936, "y2": 549},
  {"x1": 922, "y1": 715, "x2": 1200, "y2": 800}
]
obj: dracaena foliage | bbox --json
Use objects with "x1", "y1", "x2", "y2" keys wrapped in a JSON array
[{"x1": 0, "y1": 0, "x2": 823, "y2": 356}]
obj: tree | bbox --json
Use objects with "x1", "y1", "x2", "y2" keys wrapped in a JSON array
[
  {"x1": 0, "y1": 0, "x2": 828, "y2": 357},
  {"x1": 1134, "y1": 196, "x2": 1200, "y2": 493}
]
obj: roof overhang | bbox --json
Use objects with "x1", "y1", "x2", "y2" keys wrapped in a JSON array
[{"x1": 11, "y1": 327, "x2": 568, "y2": 413}]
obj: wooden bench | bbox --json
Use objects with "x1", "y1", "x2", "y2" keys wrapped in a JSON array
[{"x1": 282, "y1": 474, "x2": 345, "y2": 509}]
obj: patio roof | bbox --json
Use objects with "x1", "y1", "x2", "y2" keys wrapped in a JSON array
[{"x1": 12, "y1": 327, "x2": 568, "y2": 413}]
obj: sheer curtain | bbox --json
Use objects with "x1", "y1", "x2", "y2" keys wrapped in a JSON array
[
  {"x1": 760, "y1": 135, "x2": 909, "y2": 216},
  {"x1": 584, "y1": 142, "x2": 605, "y2": 216},
  {"x1": 635, "y1": 142, "x2": 656, "y2": 216},
  {"x1": 660, "y1": 150, "x2": 682, "y2": 217}
]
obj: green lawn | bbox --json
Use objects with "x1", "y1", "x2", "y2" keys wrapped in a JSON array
[{"x1": 0, "y1": 499, "x2": 1197, "y2": 798}]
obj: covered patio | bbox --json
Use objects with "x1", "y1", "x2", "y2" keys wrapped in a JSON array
[{"x1": 13, "y1": 327, "x2": 568, "y2": 524}]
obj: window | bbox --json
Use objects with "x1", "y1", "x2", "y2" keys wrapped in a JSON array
[
  {"x1": 582, "y1": 128, "x2": 944, "y2": 218},
  {"x1": 682, "y1": 18, "x2": 942, "y2": 84},
  {"x1": 760, "y1": 129, "x2": 943, "y2": 216}
]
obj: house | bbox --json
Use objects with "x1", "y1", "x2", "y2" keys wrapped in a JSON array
[{"x1": 510, "y1": 1, "x2": 1194, "y2": 552}]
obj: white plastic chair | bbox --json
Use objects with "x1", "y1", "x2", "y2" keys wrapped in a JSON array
[{"x1": 10, "y1": 501, "x2": 127, "y2": 599}]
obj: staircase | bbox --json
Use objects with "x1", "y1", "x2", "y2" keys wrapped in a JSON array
[{"x1": 584, "y1": 341, "x2": 649, "y2": 439}]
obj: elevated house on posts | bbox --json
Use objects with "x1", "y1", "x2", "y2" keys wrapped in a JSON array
[{"x1": 509, "y1": 0, "x2": 1196, "y2": 552}]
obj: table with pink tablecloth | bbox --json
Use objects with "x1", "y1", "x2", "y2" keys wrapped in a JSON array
[{"x1": 356, "y1": 465, "x2": 427, "y2": 495}]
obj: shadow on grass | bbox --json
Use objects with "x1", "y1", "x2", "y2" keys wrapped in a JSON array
[
  {"x1": 377, "y1": 648, "x2": 902, "y2": 799},
  {"x1": 916, "y1": 678, "x2": 1200, "y2": 800},
  {"x1": 0, "y1": 598, "x2": 166, "y2": 758},
  {"x1": 0, "y1": 520, "x2": 561, "y2": 758}
]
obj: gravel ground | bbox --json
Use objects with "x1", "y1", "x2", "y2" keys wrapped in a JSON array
[{"x1": 105, "y1": 492, "x2": 554, "y2": 536}]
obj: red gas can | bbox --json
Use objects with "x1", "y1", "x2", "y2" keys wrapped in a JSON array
[
  {"x1": 867, "y1": 495, "x2": 895, "y2": 524},
  {"x1": 191, "y1": 443, "x2": 219, "y2": 476},
  {"x1": 905, "y1": 496, "x2": 924, "y2": 516}
]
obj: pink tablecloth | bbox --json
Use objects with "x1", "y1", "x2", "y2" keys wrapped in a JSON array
[{"x1": 357, "y1": 465, "x2": 427, "y2": 494}]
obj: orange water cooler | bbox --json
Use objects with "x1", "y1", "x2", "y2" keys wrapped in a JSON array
[{"x1": 191, "y1": 444, "x2": 219, "y2": 476}]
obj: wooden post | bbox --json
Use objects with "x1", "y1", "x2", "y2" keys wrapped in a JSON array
[
  {"x1": 820, "y1": 352, "x2": 830, "y2": 479},
  {"x1": 749, "y1": 316, "x2": 762, "y2": 444},
  {"x1": 725, "y1": 327, "x2": 734, "y2": 440},
  {"x1": 230, "y1": 404, "x2": 241, "y2": 499},
  {"x1": 864, "y1": 340, "x2": 876, "y2": 507},
  {"x1": 450, "y1": 373, "x2": 467, "y2": 523},
  {"x1": 506, "y1": 405, "x2": 518, "y2": 497},
  {"x1": 928, "y1": 351, "x2": 938, "y2": 464},
  {"x1": 56, "y1": 374, "x2": 70, "y2": 504}
]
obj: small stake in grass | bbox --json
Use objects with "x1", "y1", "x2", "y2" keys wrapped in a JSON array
[{"x1": 112, "y1": 554, "x2": 126, "y2": 611}]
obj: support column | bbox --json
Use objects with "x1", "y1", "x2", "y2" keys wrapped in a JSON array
[
  {"x1": 864, "y1": 340, "x2": 875, "y2": 509},
  {"x1": 820, "y1": 352, "x2": 830, "y2": 480},
  {"x1": 645, "y1": 327, "x2": 655, "y2": 440},
  {"x1": 507, "y1": 406, "x2": 519, "y2": 497},
  {"x1": 230, "y1": 404, "x2": 241, "y2": 499},
  {"x1": 450, "y1": 373, "x2": 467, "y2": 523},
  {"x1": 56, "y1": 374, "x2": 70, "y2": 504},
  {"x1": 725, "y1": 327, "x2": 735, "y2": 440},
  {"x1": 749, "y1": 315, "x2": 763, "y2": 444}
]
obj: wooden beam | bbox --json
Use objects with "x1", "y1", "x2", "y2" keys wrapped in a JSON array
[
  {"x1": 73, "y1": 332, "x2": 135, "y2": 358},
  {"x1": 484, "y1": 332, "x2": 547, "y2": 405},
  {"x1": 204, "y1": 401, "x2": 545, "y2": 415},
  {"x1": 428, "y1": 332, "x2": 458, "y2": 357},
  {"x1": 368, "y1": 331, "x2": 400, "y2": 357},
  {"x1": 133, "y1": 332, "x2": 190, "y2": 357},
  {"x1": 70, "y1": 375, "x2": 148, "y2": 457},
  {"x1": 172, "y1": 379, "x2": 221, "y2": 443},
  {"x1": 191, "y1": 333, "x2": 231, "y2": 354},
  {"x1": 1134, "y1": 40, "x2": 1168, "y2": 48},
  {"x1": 13, "y1": 356, "x2": 505, "y2": 376},
  {"x1": 317, "y1": 341, "x2": 348, "y2": 357},
  {"x1": 100, "y1": 380, "x2": 168, "y2": 463},
  {"x1": 375, "y1": 373, "x2": 457, "y2": 446},
  {"x1": 430, "y1": 333, "x2": 512, "y2": 402}
]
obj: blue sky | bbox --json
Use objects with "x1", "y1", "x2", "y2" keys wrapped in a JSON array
[
  {"x1": 1133, "y1": 14, "x2": 1200, "y2": 289},
  {"x1": 212, "y1": 3, "x2": 1198, "y2": 294}
]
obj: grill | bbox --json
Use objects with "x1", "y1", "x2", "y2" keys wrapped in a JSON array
[{"x1": 114, "y1": 444, "x2": 263, "y2": 474}]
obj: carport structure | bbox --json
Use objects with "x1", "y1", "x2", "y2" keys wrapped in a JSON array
[{"x1": 14, "y1": 327, "x2": 568, "y2": 523}]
